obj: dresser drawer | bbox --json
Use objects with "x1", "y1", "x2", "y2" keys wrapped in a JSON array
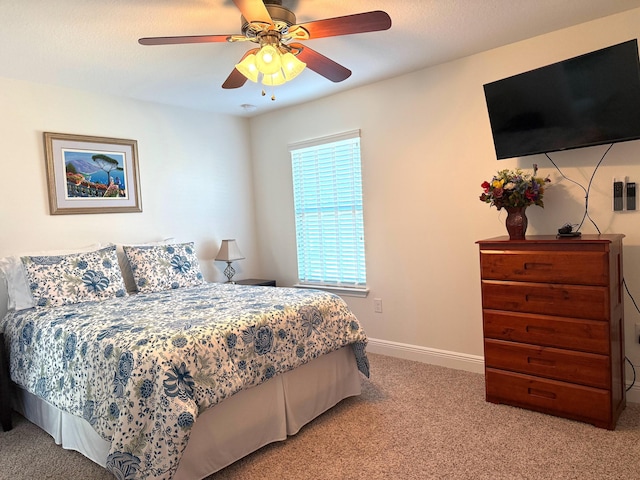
[
  {"x1": 481, "y1": 280, "x2": 608, "y2": 321},
  {"x1": 480, "y1": 250, "x2": 608, "y2": 285},
  {"x1": 484, "y1": 339, "x2": 610, "y2": 388},
  {"x1": 483, "y1": 310, "x2": 609, "y2": 354},
  {"x1": 486, "y1": 368, "x2": 612, "y2": 428}
]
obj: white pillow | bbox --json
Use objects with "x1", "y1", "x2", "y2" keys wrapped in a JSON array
[
  {"x1": 117, "y1": 238, "x2": 175, "y2": 293},
  {"x1": 0, "y1": 243, "x2": 102, "y2": 311}
]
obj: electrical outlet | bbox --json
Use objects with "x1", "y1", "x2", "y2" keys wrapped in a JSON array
[{"x1": 373, "y1": 298, "x2": 383, "y2": 313}]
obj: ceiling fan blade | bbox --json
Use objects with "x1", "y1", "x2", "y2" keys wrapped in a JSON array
[
  {"x1": 222, "y1": 69, "x2": 248, "y2": 89},
  {"x1": 233, "y1": 0, "x2": 273, "y2": 24},
  {"x1": 290, "y1": 43, "x2": 351, "y2": 83},
  {"x1": 139, "y1": 34, "x2": 232, "y2": 46},
  {"x1": 295, "y1": 11, "x2": 391, "y2": 39},
  {"x1": 222, "y1": 48, "x2": 259, "y2": 89}
]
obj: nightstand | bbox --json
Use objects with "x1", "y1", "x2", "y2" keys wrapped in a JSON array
[
  {"x1": 0, "y1": 333, "x2": 13, "y2": 431},
  {"x1": 235, "y1": 278, "x2": 276, "y2": 287}
]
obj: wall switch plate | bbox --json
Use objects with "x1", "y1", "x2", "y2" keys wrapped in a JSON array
[
  {"x1": 627, "y1": 181, "x2": 636, "y2": 210},
  {"x1": 373, "y1": 298, "x2": 383, "y2": 313},
  {"x1": 613, "y1": 178, "x2": 624, "y2": 211}
]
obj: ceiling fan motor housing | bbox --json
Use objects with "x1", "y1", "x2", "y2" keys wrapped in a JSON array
[{"x1": 241, "y1": 3, "x2": 297, "y2": 37}]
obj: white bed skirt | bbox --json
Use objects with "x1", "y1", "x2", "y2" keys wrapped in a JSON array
[{"x1": 15, "y1": 346, "x2": 362, "y2": 480}]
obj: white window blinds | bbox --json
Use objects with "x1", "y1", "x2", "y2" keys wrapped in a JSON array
[{"x1": 289, "y1": 130, "x2": 367, "y2": 288}]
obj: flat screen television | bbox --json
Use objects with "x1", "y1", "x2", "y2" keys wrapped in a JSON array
[{"x1": 483, "y1": 39, "x2": 640, "y2": 160}]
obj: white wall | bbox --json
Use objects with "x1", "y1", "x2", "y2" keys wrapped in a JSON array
[
  {"x1": 4, "y1": 7, "x2": 640, "y2": 395},
  {"x1": 249, "y1": 8, "x2": 640, "y2": 384},
  {"x1": 0, "y1": 77, "x2": 257, "y2": 317}
]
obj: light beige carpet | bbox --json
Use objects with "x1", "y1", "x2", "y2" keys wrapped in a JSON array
[{"x1": 1, "y1": 353, "x2": 639, "y2": 479}]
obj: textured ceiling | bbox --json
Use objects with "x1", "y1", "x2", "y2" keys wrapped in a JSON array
[{"x1": 1, "y1": 0, "x2": 640, "y2": 117}]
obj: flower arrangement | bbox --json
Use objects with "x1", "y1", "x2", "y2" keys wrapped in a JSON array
[{"x1": 479, "y1": 165, "x2": 550, "y2": 210}]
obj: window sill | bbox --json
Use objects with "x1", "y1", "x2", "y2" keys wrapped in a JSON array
[{"x1": 293, "y1": 283, "x2": 369, "y2": 298}]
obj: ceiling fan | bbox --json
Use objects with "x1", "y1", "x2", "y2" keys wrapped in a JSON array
[{"x1": 139, "y1": 0, "x2": 392, "y2": 90}]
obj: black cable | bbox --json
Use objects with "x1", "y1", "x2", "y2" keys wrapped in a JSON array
[
  {"x1": 624, "y1": 278, "x2": 640, "y2": 315},
  {"x1": 581, "y1": 144, "x2": 613, "y2": 233},
  {"x1": 544, "y1": 143, "x2": 612, "y2": 233},
  {"x1": 626, "y1": 357, "x2": 636, "y2": 391},
  {"x1": 624, "y1": 278, "x2": 640, "y2": 391}
]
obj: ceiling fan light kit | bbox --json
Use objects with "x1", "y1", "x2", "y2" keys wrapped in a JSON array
[
  {"x1": 138, "y1": 0, "x2": 392, "y2": 95},
  {"x1": 236, "y1": 48, "x2": 306, "y2": 86}
]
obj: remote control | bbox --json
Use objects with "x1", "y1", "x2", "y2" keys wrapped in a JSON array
[
  {"x1": 613, "y1": 180, "x2": 624, "y2": 211},
  {"x1": 627, "y1": 182, "x2": 636, "y2": 211}
]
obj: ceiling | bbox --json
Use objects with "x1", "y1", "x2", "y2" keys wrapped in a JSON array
[{"x1": 2, "y1": 0, "x2": 640, "y2": 117}]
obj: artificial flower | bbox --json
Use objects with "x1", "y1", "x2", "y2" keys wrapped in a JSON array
[{"x1": 479, "y1": 165, "x2": 550, "y2": 210}]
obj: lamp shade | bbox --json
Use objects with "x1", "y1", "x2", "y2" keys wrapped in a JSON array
[
  {"x1": 261, "y1": 70, "x2": 287, "y2": 86},
  {"x1": 235, "y1": 54, "x2": 259, "y2": 83},
  {"x1": 281, "y1": 52, "x2": 306, "y2": 80},
  {"x1": 215, "y1": 239, "x2": 245, "y2": 262},
  {"x1": 255, "y1": 44, "x2": 282, "y2": 75}
]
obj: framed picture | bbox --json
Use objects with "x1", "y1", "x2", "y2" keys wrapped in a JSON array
[{"x1": 44, "y1": 132, "x2": 142, "y2": 215}]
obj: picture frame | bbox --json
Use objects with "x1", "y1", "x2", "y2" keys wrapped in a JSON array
[{"x1": 44, "y1": 132, "x2": 142, "y2": 215}]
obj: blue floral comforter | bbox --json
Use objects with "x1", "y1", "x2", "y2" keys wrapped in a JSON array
[{"x1": 0, "y1": 283, "x2": 369, "y2": 479}]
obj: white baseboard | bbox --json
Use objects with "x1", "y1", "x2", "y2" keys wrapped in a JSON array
[
  {"x1": 626, "y1": 384, "x2": 640, "y2": 403},
  {"x1": 366, "y1": 337, "x2": 485, "y2": 374},
  {"x1": 367, "y1": 337, "x2": 640, "y2": 404}
]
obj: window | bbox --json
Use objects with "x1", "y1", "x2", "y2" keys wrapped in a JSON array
[{"x1": 289, "y1": 130, "x2": 368, "y2": 296}]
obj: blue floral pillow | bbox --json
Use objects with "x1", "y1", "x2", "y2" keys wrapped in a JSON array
[
  {"x1": 21, "y1": 245, "x2": 127, "y2": 308},
  {"x1": 123, "y1": 242, "x2": 204, "y2": 293}
]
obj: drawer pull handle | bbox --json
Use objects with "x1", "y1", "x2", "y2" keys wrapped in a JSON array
[
  {"x1": 524, "y1": 262, "x2": 553, "y2": 270},
  {"x1": 528, "y1": 357, "x2": 555, "y2": 367},
  {"x1": 528, "y1": 388, "x2": 556, "y2": 400},
  {"x1": 524, "y1": 294, "x2": 554, "y2": 303},
  {"x1": 526, "y1": 325, "x2": 555, "y2": 334}
]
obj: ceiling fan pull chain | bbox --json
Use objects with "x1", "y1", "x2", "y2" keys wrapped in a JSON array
[{"x1": 259, "y1": 87, "x2": 276, "y2": 101}]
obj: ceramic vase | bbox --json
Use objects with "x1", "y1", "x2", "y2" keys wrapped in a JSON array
[{"x1": 505, "y1": 207, "x2": 528, "y2": 240}]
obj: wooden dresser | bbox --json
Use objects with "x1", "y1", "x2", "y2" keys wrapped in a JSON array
[{"x1": 477, "y1": 235, "x2": 625, "y2": 429}]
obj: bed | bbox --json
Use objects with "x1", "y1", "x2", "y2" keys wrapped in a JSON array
[{"x1": 0, "y1": 243, "x2": 369, "y2": 480}]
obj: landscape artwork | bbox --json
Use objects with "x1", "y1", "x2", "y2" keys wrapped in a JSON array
[
  {"x1": 44, "y1": 132, "x2": 142, "y2": 215},
  {"x1": 63, "y1": 148, "x2": 129, "y2": 200}
]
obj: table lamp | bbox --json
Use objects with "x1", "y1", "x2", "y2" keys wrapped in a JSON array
[{"x1": 215, "y1": 239, "x2": 245, "y2": 283}]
